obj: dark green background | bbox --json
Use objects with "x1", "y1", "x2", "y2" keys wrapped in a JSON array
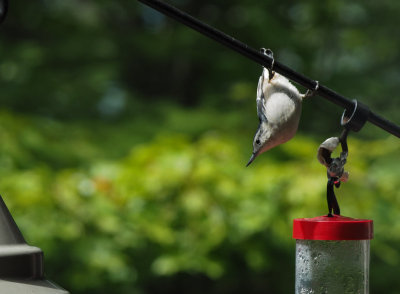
[{"x1": 0, "y1": 0, "x2": 399, "y2": 293}]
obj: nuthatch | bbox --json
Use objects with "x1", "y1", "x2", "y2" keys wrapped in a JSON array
[{"x1": 247, "y1": 55, "x2": 312, "y2": 166}]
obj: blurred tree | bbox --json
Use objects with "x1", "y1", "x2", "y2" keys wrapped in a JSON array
[{"x1": 0, "y1": 0, "x2": 398, "y2": 136}]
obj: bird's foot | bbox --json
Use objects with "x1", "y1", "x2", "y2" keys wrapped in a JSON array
[{"x1": 302, "y1": 81, "x2": 319, "y2": 99}]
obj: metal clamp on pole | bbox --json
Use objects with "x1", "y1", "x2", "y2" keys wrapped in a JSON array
[{"x1": 341, "y1": 99, "x2": 370, "y2": 132}]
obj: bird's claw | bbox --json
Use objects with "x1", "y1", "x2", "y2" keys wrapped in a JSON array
[{"x1": 302, "y1": 81, "x2": 319, "y2": 99}]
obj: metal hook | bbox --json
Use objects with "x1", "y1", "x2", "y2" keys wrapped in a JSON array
[
  {"x1": 339, "y1": 127, "x2": 349, "y2": 155},
  {"x1": 325, "y1": 128, "x2": 350, "y2": 217},
  {"x1": 341, "y1": 99, "x2": 370, "y2": 132},
  {"x1": 0, "y1": 0, "x2": 8, "y2": 24},
  {"x1": 317, "y1": 125, "x2": 351, "y2": 217}
]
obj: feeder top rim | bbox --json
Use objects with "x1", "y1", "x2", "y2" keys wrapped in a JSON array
[
  {"x1": 293, "y1": 215, "x2": 373, "y2": 240},
  {"x1": 298, "y1": 215, "x2": 372, "y2": 223}
]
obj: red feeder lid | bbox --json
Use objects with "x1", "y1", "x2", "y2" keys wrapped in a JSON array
[{"x1": 293, "y1": 215, "x2": 373, "y2": 240}]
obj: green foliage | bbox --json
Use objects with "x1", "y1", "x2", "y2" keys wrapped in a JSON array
[{"x1": 0, "y1": 111, "x2": 399, "y2": 293}]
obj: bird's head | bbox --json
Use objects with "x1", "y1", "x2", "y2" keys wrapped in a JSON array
[{"x1": 246, "y1": 122, "x2": 273, "y2": 166}]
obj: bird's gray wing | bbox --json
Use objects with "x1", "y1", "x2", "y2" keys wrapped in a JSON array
[{"x1": 256, "y1": 70, "x2": 268, "y2": 122}]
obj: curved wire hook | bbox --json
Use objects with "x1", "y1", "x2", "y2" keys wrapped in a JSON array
[
  {"x1": 317, "y1": 125, "x2": 350, "y2": 217},
  {"x1": 0, "y1": 0, "x2": 8, "y2": 25}
]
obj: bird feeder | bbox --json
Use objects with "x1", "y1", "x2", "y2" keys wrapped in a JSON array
[
  {"x1": 293, "y1": 215, "x2": 373, "y2": 294},
  {"x1": 0, "y1": 196, "x2": 69, "y2": 293}
]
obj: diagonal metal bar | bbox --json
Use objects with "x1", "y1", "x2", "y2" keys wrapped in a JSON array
[{"x1": 138, "y1": 0, "x2": 400, "y2": 138}]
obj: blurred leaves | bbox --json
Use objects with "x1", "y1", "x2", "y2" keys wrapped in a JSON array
[{"x1": 0, "y1": 111, "x2": 399, "y2": 293}]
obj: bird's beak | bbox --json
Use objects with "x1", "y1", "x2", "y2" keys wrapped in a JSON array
[{"x1": 246, "y1": 153, "x2": 257, "y2": 167}]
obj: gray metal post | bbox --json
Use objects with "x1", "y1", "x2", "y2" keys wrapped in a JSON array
[{"x1": 0, "y1": 196, "x2": 69, "y2": 293}]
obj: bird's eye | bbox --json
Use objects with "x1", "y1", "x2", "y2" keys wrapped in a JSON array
[{"x1": 256, "y1": 139, "x2": 260, "y2": 145}]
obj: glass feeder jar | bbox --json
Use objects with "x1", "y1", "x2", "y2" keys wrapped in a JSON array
[{"x1": 293, "y1": 215, "x2": 373, "y2": 294}]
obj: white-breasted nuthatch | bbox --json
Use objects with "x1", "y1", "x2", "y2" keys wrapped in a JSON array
[{"x1": 247, "y1": 63, "x2": 310, "y2": 166}]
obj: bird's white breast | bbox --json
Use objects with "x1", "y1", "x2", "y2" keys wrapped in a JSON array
[
  {"x1": 265, "y1": 92, "x2": 298, "y2": 124},
  {"x1": 262, "y1": 74, "x2": 303, "y2": 144}
]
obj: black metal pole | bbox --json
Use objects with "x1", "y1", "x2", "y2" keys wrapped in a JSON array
[{"x1": 137, "y1": 0, "x2": 400, "y2": 138}]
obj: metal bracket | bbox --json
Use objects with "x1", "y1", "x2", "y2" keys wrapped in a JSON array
[{"x1": 341, "y1": 99, "x2": 370, "y2": 132}]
